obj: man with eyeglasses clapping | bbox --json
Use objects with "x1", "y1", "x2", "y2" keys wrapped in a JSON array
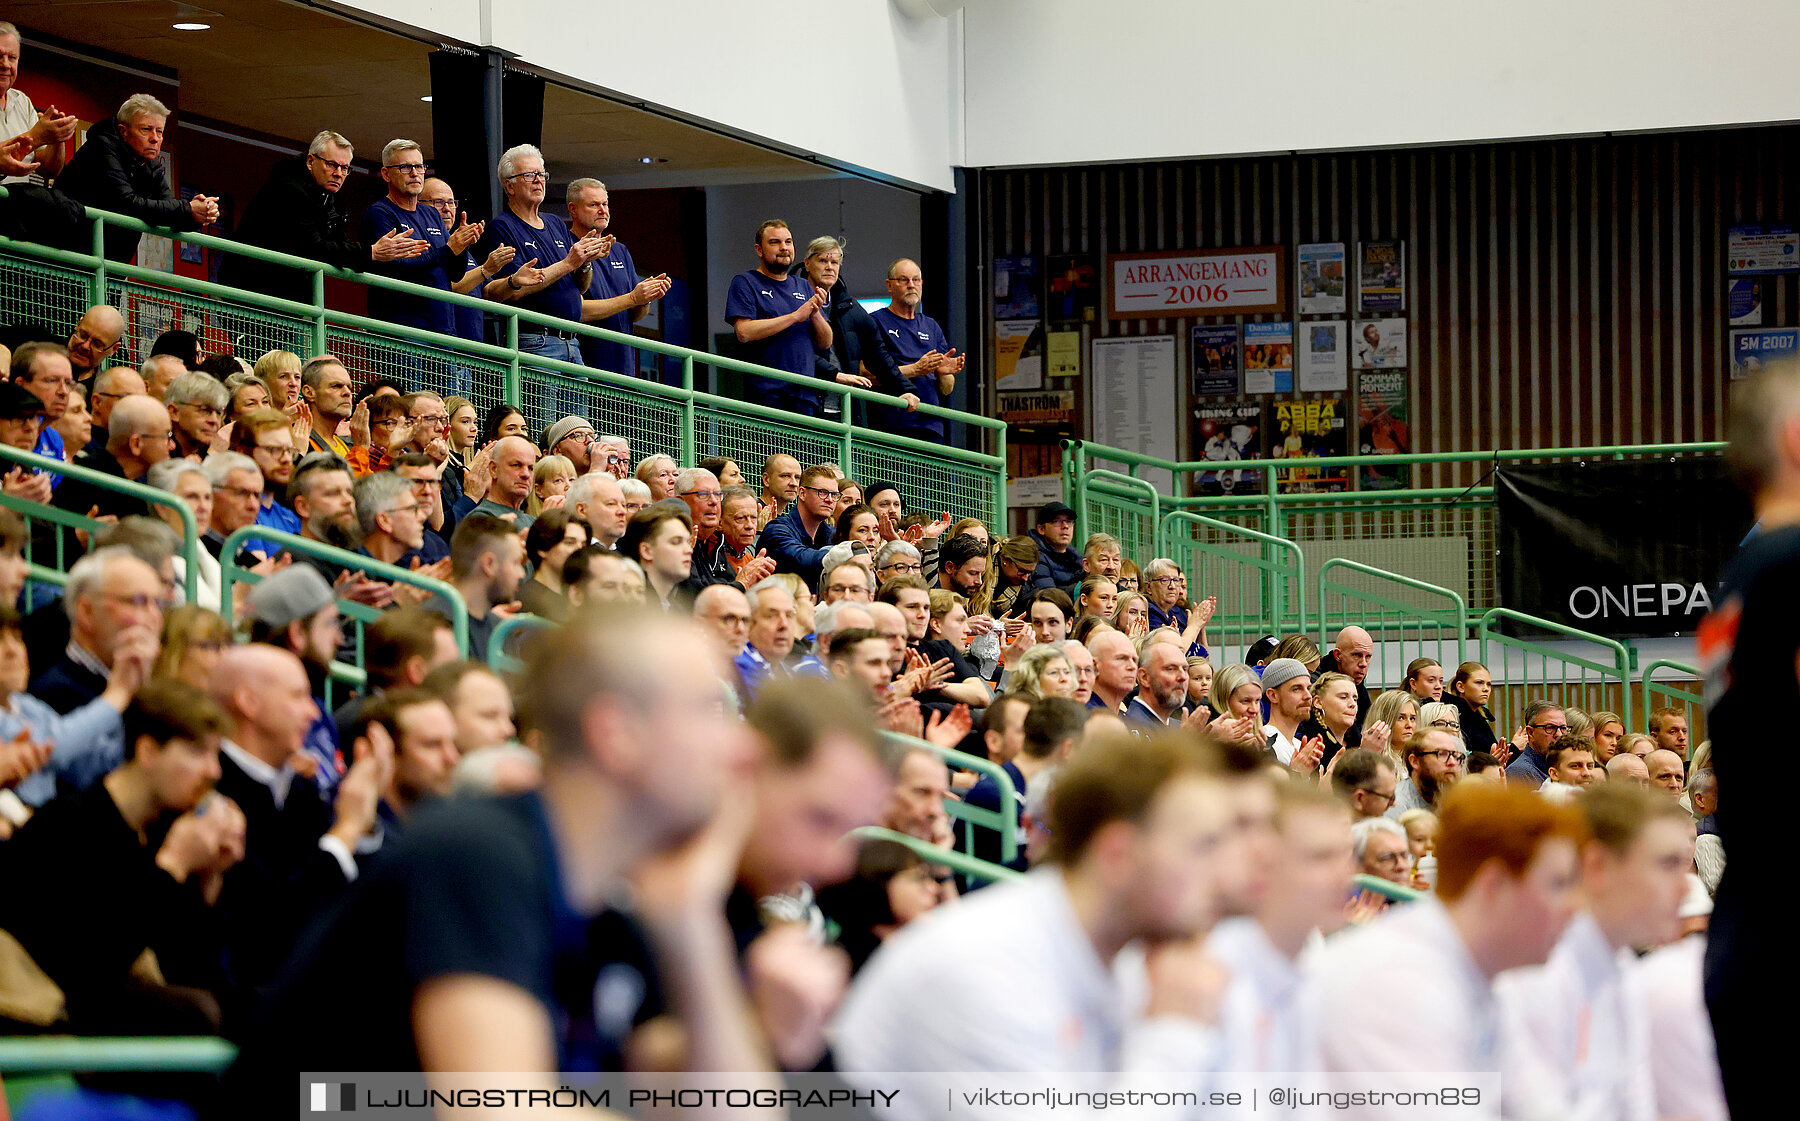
[
  {"x1": 225, "y1": 130, "x2": 429, "y2": 304},
  {"x1": 1392, "y1": 728, "x2": 1466, "y2": 816},
  {"x1": 1505, "y1": 698, "x2": 1567, "y2": 785}
]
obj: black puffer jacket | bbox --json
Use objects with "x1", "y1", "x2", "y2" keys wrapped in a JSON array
[
  {"x1": 817, "y1": 279, "x2": 904, "y2": 394},
  {"x1": 220, "y1": 156, "x2": 367, "y2": 303},
  {"x1": 56, "y1": 123, "x2": 198, "y2": 262}
]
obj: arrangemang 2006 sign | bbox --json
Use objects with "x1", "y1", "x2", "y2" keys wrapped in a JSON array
[{"x1": 1108, "y1": 247, "x2": 1286, "y2": 320}]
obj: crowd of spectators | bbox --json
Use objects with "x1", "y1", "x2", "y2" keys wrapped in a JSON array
[
  {"x1": 0, "y1": 44, "x2": 1741, "y2": 1121},
  {"x1": 0, "y1": 293, "x2": 1731, "y2": 1119}
]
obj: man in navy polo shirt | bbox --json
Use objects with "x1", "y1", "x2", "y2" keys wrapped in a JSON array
[
  {"x1": 566, "y1": 177, "x2": 670, "y2": 378},
  {"x1": 478, "y1": 144, "x2": 606, "y2": 373},
  {"x1": 869, "y1": 257, "x2": 964, "y2": 443},
  {"x1": 725, "y1": 219, "x2": 832, "y2": 417},
  {"x1": 360, "y1": 139, "x2": 486, "y2": 338}
]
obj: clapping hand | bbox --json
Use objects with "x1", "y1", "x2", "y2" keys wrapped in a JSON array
[
  {"x1": 446, "y1": 213, "x2": 484, "y2": 255},
  {"x1": 371, "y1": 228, "x2": 430, "y2": 262},
  {"x1": 1291, "y1": 734, "x2": 1325, "y2": 774}
]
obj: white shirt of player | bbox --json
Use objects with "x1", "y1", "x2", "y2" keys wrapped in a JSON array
[
  {"x1": 832, "y1": 868, "x2": 1218, "y2": 1121},
  {"x1": 1207, "y1": 915, "x2": 1320, "y2": 1073},
  {"x1": 1495, "y1": 910, "x2": 1654, "y2": 1121}
]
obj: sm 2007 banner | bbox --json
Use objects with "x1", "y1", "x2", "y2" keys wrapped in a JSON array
[{"x1": 1495, "y1": 460, "x2": 1753, "y2": 638}]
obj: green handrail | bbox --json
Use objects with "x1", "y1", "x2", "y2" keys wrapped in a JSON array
[
  {"x1": 0, "y1": 444, "x2": 201, "y2": 603},
  {"x1": 1477, "y1": 606, "x2": 1635, "y2": 731},
  {"x1": 1066, "y1": 436, "x2": 1727, "y2": 478},
  {"x1": 849, "y1": 826, "x2": 1024, "y2": 885},
  {"x1": 882, "y1": 731, "x2": 1019, "y2": 864},
  {"x1": 1641, "y1": 658, "x2": 1703, "y2": 752},
  {"x1": 1352, "y1": 873, "x2": 1425, "y2": 904},
  {"x1": 487, "y1": 611, "x2": 556, "y2": 671},
  {"x1": 0, "y1": 190, "x2": 1007, "y2": 525},
  {"x1": 217, "y1": 527, "x2": 467, "y2": 702},
  {"x1": 0, "y1": 1035, "x2": 235, "y2": 1074},
  {"x1": 1160, "y1": 508, "x2": 1305, "y2": 639},
  {"x1": 1316, "y1": 558, "x2": 1468, "y2": 665}
]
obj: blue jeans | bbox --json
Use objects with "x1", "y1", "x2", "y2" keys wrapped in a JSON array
[{"x1": 518, "y1": 333, "x2": 586, "y2": 423}]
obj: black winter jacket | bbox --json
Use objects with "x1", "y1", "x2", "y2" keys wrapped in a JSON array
[
  {"x1": 220, "y1": 156, "x2": 367, "y2": 303},
  {"x1": 55, "y1": 124, "x2": 198, "y2": 262}
]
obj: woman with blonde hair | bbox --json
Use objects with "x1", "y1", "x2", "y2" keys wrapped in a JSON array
[
  {"x1": 443, "y1": 396, "x2": 479, "y2": 487},
  {"x1": 1300, "y1": 670, "x2": 1369, "y2": 769},
  {"x1": 255, "y1": 349, "x2": 302, "y2": 410},
  {"x1": 635, "y1": 453, "x2": 681, "y2": 502},
  {"x1": 1009, "y1": 643, "x2": 1076, "y2": 701},
  {"x1": 1271, "y1": 633, "x2": 1321, "y2": 672},
  {"x1": 527, "y1": 454, "x2": 576, "y2": 517},
  {"x1": 1075, "y1": 575, "x2": 1118, "y2": 620},
  {"x1": 947, "y1": 517, "x2": 989, "y2": 546},
  {"x1": 1367, "y1": 689, "x2": 1420, "y2": 775},
  {"x1": 968, "y1": 534, "x2": 1037, "y2": 619},
  {"x1": 1110, "y1": 591, "x2": 1151, "y2": 639},
  {"x1": 152, "y1": 605, "x2": 231, "y2": 690},
  {"x1": 1208, "y1": 662, "x2": 1265, "y2": 747}
]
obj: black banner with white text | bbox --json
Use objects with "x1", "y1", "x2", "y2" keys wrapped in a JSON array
[{"x1": 1495, "y1": 459, "x2": 1753, "y2": 638}]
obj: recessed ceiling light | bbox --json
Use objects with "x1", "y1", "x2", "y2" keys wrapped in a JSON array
[
  {"x1": 172, "y1": 22, "x2": 211, "y2": 31},
  {"x1": 638, "y1": 156, "x2": 667, "y2": 165},
  {"x1": 420, "y1": 95, "x2": 434, "y2": 103}
]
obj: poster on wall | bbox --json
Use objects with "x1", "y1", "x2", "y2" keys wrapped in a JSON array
[
  {"x1": 993, "y1": 256, "x2": 1041, "y2": 318},
  {"x1": 1298, "y1": 320, "x2": 1348, "y2": 391},
  {"x1": 1357, "y1": 240, "x2": 1406, "y2": 312},
  {"x1": 1108, "y1": 247, "x2": 1285, "y2": 319},
  {"x1": 1272, "y1": 397, "x2": 1349, "y2": 493},
  {"x1": 1046, "y1": 330, "x2": 1082, "y2": 378},
  {"x1": 1046, "y1": 254, "x2": 1099, "y2": 322},
  {"x1": 994, "y1": 319, "x2": 1045, "y2": 390},
  {"x1": 1730, "y1": 327, "x2": 1800, "y2": 380},
  {"x1": 1297, "y1": 242, "x2": 1347, "y2": 314},
  {"x1": 1356, "y1": 369, "x2": 1412, "y2": 491},
  {"x1": 1242, "y1": 322, "x2": 1294, "y2": 394},
  {"x1": 998, "y1": 390, "x2": 1075, "y2": 428},
  {"x1": 1193, "y1": 400, "x2": 1266, "y2": 496},
  {"x1": 1351, "y1": 318, "x2": 1408, "y2": 368},
  {"x1": 1091, "y1": 335, "x2": 1179, "y2": 494},
  {"x1": 1727, "y1": 225, "x2": 1800, "y2": 274},
  {"x1": 1190, "y1": 324, "x2": 1240, "y2": 396},
  {"x1": 1729, "y1": 279, "x2": 1764, "y2": 326}
]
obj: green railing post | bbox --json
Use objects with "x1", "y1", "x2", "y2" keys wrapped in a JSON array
[
  {"x1": 1477, "y1": 607, "x2": 1635, "y2": 733},
  {"x1": 1641, "y1": 658, "x2": 1703, "y2": 757},
  {"x1": 1316, "y1": 558, "x2": 1468, "y2": 670},
  {"x1": 88, "y1": 214, "x2": 107, "y2": 306},
  {"x1": 310, "y1": 268, "x2": 328, "y2": 356},
  {"x1": 503, "y1": 312, "x2": 522, "y2": 407},
  {"x1": 1161, "y1": 509, "x2": 1305, "y2": 642},
  {"x1": 679, "y1": 355, "x2": 696, "y2": 467},
  {"x1": 883, "y1": 732, "x2": 1019, "y2": 864}
]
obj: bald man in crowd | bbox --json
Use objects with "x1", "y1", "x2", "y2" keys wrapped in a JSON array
[
  {"x1": 66, "y1": 304, "x2": 125, "y2": 386},
  {"x1": 84, "y1": 365, "x2": 145, "y2": 453}
]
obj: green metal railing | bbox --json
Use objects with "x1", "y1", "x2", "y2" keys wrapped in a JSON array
[
  {"x1": 1642, "y1": 658, "x2": 1704, "y2": 750},
  {"x1": 0, "y1": 191, "x2": 1007, "y2": 528},
  {"x1": 1066, "y1": 438, "x2": 1726, "y2": 623},
  {"x1": 1160, "y1": 508, "x2": 1305, "y2": 642},
  {"x1": 0, "y1": 445, "x2": 201, "y2": 604},
  {"x1": 0, "y1": 1036, "x2": 235, "y2": 1074},
  {"x1": 1478, "y1": 607, "x2": 1636, "y2": 733},
  {"x1": 883, "y1": 732, "x2": 1019, "y2": 865},
  {"x1": 1080, "y1": 469, "x2": 1161, "y2": 567},
  {"x1": 1317, "y1": 558, "x2": 1467, "y2": 671},
  {"x1": 218, "y1": 527, "x2": 466, "y2": 705},
  {"x1": 487, "y1": 611, "x2": 556, "y2": 672},
  {"x1": 849, "y1": 825, "x2": 1024, "y2": 885},
  {"x1": 1352, "y1": 873, "x2": 1425, "y2": 904}
]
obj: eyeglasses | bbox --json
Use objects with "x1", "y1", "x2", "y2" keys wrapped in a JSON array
[
  {"x1": 411, "y1": 413, "x2": 449, "y2": 426},
  {"x1": 506, "y1": 171, "x2": 549, "y2": 183},
  {"x1": 99, "y1": 591, "x2": 163, "y2": 610},
  {"x1": 1420, "y1": 748, "x2": 1469, "y2": 764},
  {"x1": 683, "y1": 490, "x2": 723, "y2": 501},
  {"x1": 1357, "y1": 788, "x2": 1396, "y2": 807},
  {"x1": 1531, "y1": 723, "x2": 1570, "y2": 734},
  {"x1": 70, "y1": 327, "x2": 120, "y2": 352},
  {"x1": 1429, "y1": 719, "x2": 1461, "y2": 731},
  {"x1": 254, "y1": 445, "x2": 295, "y2": 460},
  {"x1": 384, "y1": 163, "x2": 426, "y2": 174},
  {"x1": 1151, "y1": 575, "x2": 1187, "y2": 586},
  {"x1": 801, "y1": 485, "x2": 840, "y2": 499},
  {"x1": 1370, "y1": 851, "x2": 1410, "y2": 867},
  {"x1": 881, "y1": 562, "x2": 923, "y2": 575},
  {"x1": 310, "y1": 154, "x2": 352, "y2": 173}
]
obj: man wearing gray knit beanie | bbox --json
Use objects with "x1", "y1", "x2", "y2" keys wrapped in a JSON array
[{"x1": 1261, "y1": 657, "x2": 1324, "y2": 773}]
